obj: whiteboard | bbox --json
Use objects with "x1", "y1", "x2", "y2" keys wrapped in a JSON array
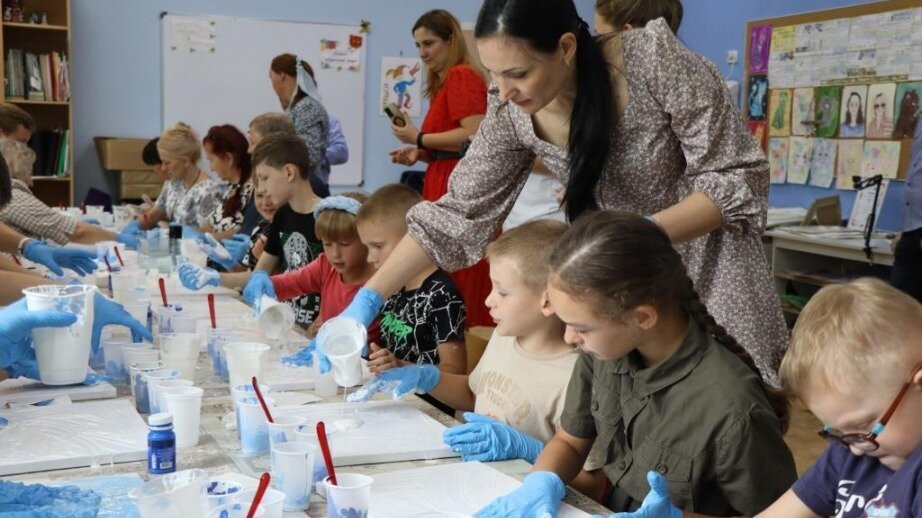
[{"x1": 161, "y1": 14, "x2": 366, "y2": 186}]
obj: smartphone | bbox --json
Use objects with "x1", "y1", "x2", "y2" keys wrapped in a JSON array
[{"x1": 383, "y1": 102, "x2": 407, "y2": 127}]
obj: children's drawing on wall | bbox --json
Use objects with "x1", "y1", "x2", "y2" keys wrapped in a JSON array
[
  {"x1": 748, "y1": 121, "x2": 767, "y2": 151},
  {"x1": 808, "y1": 138, "x2": 837, "y2": 188},
  {"x1": 865, "y1": 83, "x2": 896, "y2": 138},
  {"x1": 768, "y1": 89, "x2": 792, "y2": 137},
  {"x1": 749, "y1": 25, "x2": 772, "y2": 75},
  {"x1": 893, "y1": 81, "x2": 921, "y2": 138},
  {"x1": 860, "y1": 140, "x2": 901, "y2": 179},
  {"x1": 814, "y1": 86, "x2": 841, "y2": 138},
  {"x1": 768, "y1": 137, "x2": 789, "y2": 184},
  {"x1": 787, "y1": 136, "x2": 813, "y2": 184},
  {"x1": 748, "y1": 75, "x2": 768, "y2": 121},
  {"x1": 791, "y1": 88, "x2": 816, "y2": 136},
  {"x1": 839, "y1": 85, "x2": 868, "y2": 138},
  {"x1": 380, "y1": 57, "x2": 423, "y2": 117},
  {"x1": 320, "y1": 35, "x2": 363, "y2": 72},
  {"x1": 835, "y1": 139, "x2": 864, "y2": 190}
]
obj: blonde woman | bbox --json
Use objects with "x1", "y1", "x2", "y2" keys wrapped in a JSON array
[{"x1": 136, "y1": 122, "x2": 224, "y2": 230}]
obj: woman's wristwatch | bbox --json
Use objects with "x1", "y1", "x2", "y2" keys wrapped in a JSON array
[{"x1": 416, "y1": 131, "x2": 427, "y2": 150}]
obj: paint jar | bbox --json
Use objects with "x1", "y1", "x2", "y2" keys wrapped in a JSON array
[
  {"x1": 203, "y1": 479, "x2": 245, "y2": 510},
  {"x1": 161, "y1": 386, "x2": 204, "y2": 448},
  {"x1": 234, "y1": 489, "x2": 284, "y2": 518},
  {"x1": 223, "y1": 342, "x2": 270, "y2": 390},
  {"x1": 208, "y1": 502, "x2": 265, "y2": 518},
  {"x1": 130, "y1": 361, "x2": 165, "y2": 414},
  {"x1": 144, "y1": 368, "x2": 180, "y2": 414},
  {"x1": 317, "y1": 317, "x2": 367, "y2": 388},
  {"x1": 101, "y1": 338, "x2": 130, "y2": 381},
  {"x1": 147, "y1": 413, "x2": 176, "y2": 475},
  {"x1": 237, "y1": 396, "x2": 274, "y2": 456},
  {"x1": 23, "y1": 285, "x2": 97, "y2": 385},
  {"x1": 271, "y1": 441, "x2": 317, "y2": 511},
  {"x1": 323, "y1": 474, "x2": 373, "y2": 518},
  {"x1": 160, "y1": 332, "x2": 199, "y2": 381},
  {"x1": 129, "y1": 468, "x2": 208, "y2": 517},
  {"x1": 257, "y1": 295, "x2": 295, "y2": 341}
]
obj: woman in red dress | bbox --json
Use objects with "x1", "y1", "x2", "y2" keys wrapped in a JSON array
[{"x1": 390, "y1": 9, "x2": 493, "y2": 327}]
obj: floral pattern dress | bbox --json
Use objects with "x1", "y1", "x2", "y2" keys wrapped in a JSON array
[
  {"x1": 203, "y1": 181, "x2": 254, "y2": 233},
  {"x1": 156, "y1": 177, "x2": 226, "y2": 228}
]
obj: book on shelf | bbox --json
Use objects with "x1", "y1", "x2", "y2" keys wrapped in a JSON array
[
  {"x1": 3, "y1": 49, "x2": 70, "y2": 101},
  {"x1": 28, "y1": 128, "x2": 68, "y2": 177}
]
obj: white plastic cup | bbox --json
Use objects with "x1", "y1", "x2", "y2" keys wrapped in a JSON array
[
  {"x1": 257, "y1": 295, "x2": 295, "y2": 341},
  {"x1": 160, "y1": 332, "x2": 200, "y2": 381},
  {"x1": 162, "y1": 386, "x2": 204, "y2": 448},
  {"x1": 292, "y1": 423, "x2": 332, "y2": 485},
  {"x1": 170, "y1": 314, "x2": 201, "y2": 334},
  {"x1": 234, "y1": 489, "x2": 283, "y2": 518},
  {"x1": 323, "y1": 473, "x2": 372, "y2": 517},
  {"x1": 208, "y1": 502, "x2": 265, "y2": 518},
  {"x1": 271, "y1": 441, "x2": 317, "y2": 511},
  {"x1": 237, "y1": 396, "x2": 274, "y2": 456},
  {"x1": 110, "y1": 268, "x2": 147, "y2": 294},
  {"x1": 223, "y1": 342, "x2": 270, "y2": 390},
  {"x1": 101, "y1": 338, "x2": 130, "y2": 381},
  {"x1": 122, "y1": 344, "x2": 158, "y2": 381},
  {"x1": 129, "y1": 361, "x2": 164, "y2": 413},
  {"x1": 207, "y1": 329, "x2": 241, "y2": 380},
  {"x1": 317, "y1": 317, "x2": 366, "y2": 388},
  {"x1": 155, "y1": 378, "x2": 194, "y2": 416},
  {"x1": 144, "y1": 368, "x2": 179, "y2": 414},
  {"x1": 268, "y1": 415, "x2": 308, "y2": 469},
  {"x1": 128, "y1": 468, "x2": 209, "y2": 517},
  {"x1": 203, "y1": 479, "x2": 245, "y2": 510},
  {"x1": 155, "y1": 303, "x2": 185, "y2": 335},
  {"x1": 23, "y1": 285, "x2": 97, "y2": 385}
]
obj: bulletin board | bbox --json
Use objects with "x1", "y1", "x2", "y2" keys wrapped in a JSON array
[
  {"x1": 161, "y1": 14, "x2": 367, "y2": 186},
  {"x1": 744, "y1": 0, "x2": 922, "y2": 190}
]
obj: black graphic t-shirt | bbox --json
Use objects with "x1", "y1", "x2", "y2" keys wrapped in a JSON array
[
  {"x1": 380, "y1": 270, "x2": 466, "y2": 364},
  {"x1": 264, "y1": 203, "x2": 321, "y2": 328}
]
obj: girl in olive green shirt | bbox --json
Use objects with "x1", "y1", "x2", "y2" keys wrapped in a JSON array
[{"x1": 477, "y1": 211, "x2": 796, "y2": 518}]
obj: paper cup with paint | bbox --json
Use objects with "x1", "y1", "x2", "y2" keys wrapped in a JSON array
[
  {"x1": 101, "y1": 338, "x2": 130, "y2": 381},
  {"x1": 234, "y1": 489, "x2": 284, "y2": 518},
  {"x1": 317, "y1": 317, "x2": 367, "y2": 387},
  {"x1": 23, "y1": 285, "x2": 97, "y2": 385},
  {"x1": 203, "y1": 479, "x2": 245, "y2": 510},
  {"x1": 323, "y1": 473, "x2": 372, "y2": 518},
  {"x1": 160, "y1": 332, "x2": 200, "y2": 381},
  {"x1": 162, "y1": 385, "x2": 204, "y2": 448},
  {"x1": 223, "y1": 342, "x2": 270, "y2": 390},
  {"x1": 257, "y1": 295, "x2": 295, "y2": 341},
  {"x1": 271, "y1": 441, "x2": 317, "y2": 511},
  {"x1": 129, "y1": 468, "x2": 209, "y2": 518},
  {"x1": 237, "y1": 396, "x2": 274, "y2": 456},
  {"x1": 144, "y1": 368, "x2": 179, "y2": 414},
  {"x1": 208, "y1": 502, "x2": 265, "y2": 518}
]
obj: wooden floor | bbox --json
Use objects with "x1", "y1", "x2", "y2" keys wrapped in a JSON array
[{"x1": 785, "y1": 398, "x2": 828, "y2": 475}]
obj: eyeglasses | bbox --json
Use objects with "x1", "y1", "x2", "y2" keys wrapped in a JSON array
[{"x1": 818, "y1": 366, "x2": 919, "y2": 452}]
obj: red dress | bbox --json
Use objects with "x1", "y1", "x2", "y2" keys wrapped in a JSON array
[{"x1": 420, "y1": 64, "x2": 492, "y2": 327}]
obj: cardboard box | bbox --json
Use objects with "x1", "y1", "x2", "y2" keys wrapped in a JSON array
[
  {"x1": 94, "y1": 137, "x2": 153, "y2": 171},
  {"x1": 120, "y1": 170, "x2": 163, "y2": 200}
]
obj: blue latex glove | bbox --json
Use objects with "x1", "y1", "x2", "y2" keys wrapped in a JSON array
[
  {"x1": 115, "y1": 227, "x2": 140, "y2": 249},
  {"x1": 0, "y1": 299, "x2": 76, "y2": 379},
  {"x1": 92, "y1": 292, "x2": 153, "y2": 351},
  {"x1": 120, "y1": 220, "x2": 141, "y2": 235},
  {"x1": 198, "y1": 234, "x2": 238, "y2": 271},
  {"x1": 443, "y1": 412, "x2": 544, "y2": 463},
  {"x1": 81, "y1": 217, "x2": 101, "y2": 225},
  {"x1": 222, "y1": 233, "x2": 252, "y2": 263},
  {"x1": 372, "y1": 364, "x2": 441, "y2": 397},
  {"x1": 181, "y1": 225, "x2": 203, "y2": 240},
  {"x1": 281, "y1": 338, "x2": 332, "y2": 374},
  {"x1": 609, "y1": 472, "x2": 681, "y2": 518},
  {"x1": 178, "y1": 263, "x2": 220, "y2": 290},
  {"x1": 21, "y1": 241, "x2": 98, "y2": 277},
  {"x1": 0, "y1": 480, "x2": 101, "y2": 517},
  {"x1": 243, "y1": 270, "x2": 276, "y2": 309},
  {"x1": 340, "y1": 287, "x2": 385, "y2": 328},
  {"x1": 474, "y1": 471, "x2": 565, "y2": 518}
]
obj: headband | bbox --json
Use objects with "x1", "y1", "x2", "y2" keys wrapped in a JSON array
[{"x1": 313, "y1": 196, "x2": 361, "y2": 218}]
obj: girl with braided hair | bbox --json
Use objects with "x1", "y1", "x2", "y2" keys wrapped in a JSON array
[{"x1": 476, "y1": 211, "x2": 795, "y2": 517}]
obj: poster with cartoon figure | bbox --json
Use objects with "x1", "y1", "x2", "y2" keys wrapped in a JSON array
[
  {"x1": 893, "y1": 81, "x2": 921, "y2": 138},
  {"x1": 380, "y1": 56, "x2": 423, "y2": 117},
  {"x1": 748, "y1": 76, "x2": 769, "y2": 121},
  {"x1": 808, "y1": 138, "x2": 837, "y2": 188},
  {"x1": 769, "y1": 89, "x2": 792, "y2": 137},
  {"x1": 865, "y1": 83, "x2": 896, "y2": 138},
  {"x1": 787, "y1": 136, "x2": 813, "y2": 184},
  {"x1": 768, "y1": 138, "x2": 790, "y2": 184},
  {"x1": 860, "y1": 140, "x2": 901, "y2": 179},
  {"x1": 814, "y1": 86, "x2": 841, "y2": 138},
  {"x1": 839, "y1": 85, "x2": 868, "y2": 138},
  {"x1": 835, "y1": 139, "x2": 864, "y2": 190},
  {"x1": 791, "y1": 88, "x2": 816, "y2": 136}
]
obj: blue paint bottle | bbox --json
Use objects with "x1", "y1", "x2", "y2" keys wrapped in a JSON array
[{"x1": 147, "y1": 413, "x2": 176, "y2": 475}]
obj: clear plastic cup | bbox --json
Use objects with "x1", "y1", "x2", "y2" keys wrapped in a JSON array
[
  {"x1": 317, "y1": 317, "x2": 366, "y2": 387},
  {"x1": 234, "y1": 489, "x2": 283, "y2": 518},
  {"x1": 155, "y1": 378, "x2": 194, "y2": 417},
  {"x1": 207, "y1": 329, "x2": 241, "y2": 380},
  {"x1": 223, "y1": 342, "x2": 270, "y2": 390},
  {"x1": 23, "y1": 285, "x2": 97, "y2": 385},
  {"x1": 144, "y1": 368, "x2": 179, "y2": 414},
  {"x1": 160, "y1": 332, "x2": 199, "y2": 381},
  {"x1": 170, "y1": 314, "x2": 201, "y2": 334},
  {"x1": 128, "y1": 468, "x2": 209, "y2": 517},
  {"x1": 162, "y1": 386, "x2": 204, "y2": 448},
  {"x1": 208, "y1": 502, "x2": 265, "y2": 518},
  {"x1": 203, "y1": 479, "x2": 245, "y2": 510},
  {"x1": 237, "y1": 396, "x2": 274, "y2": 456},
  {"x1": 110, "y1": 268, "x2": 147, "y2": 294},
  {"x1": 129, "y1": 361, "x2": 165, "y2": 413},
  {"x1": 271, "y1": 441, "x2": 317, "y2": 511},
  {"x1": 101, "y1": 338, "x2": 130, "y2": 381},
  {"x1": 291, "y1": 422, "x2": 334, "y2": 485},
  {"x1": 155, "y1": 303, "x2": 185, "y2": 335},
  {"x1": 122, "y1": 343, "x2": 158, "y2": 382},
  {"x1": 257, "y1": 295, "x2": 295, "y2": 341},
  {"x1": 323, "y1": 473, "x2": 372, "y2": 517}
]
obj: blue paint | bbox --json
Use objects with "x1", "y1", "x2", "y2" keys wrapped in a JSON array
[
  {"x1": 132, "y1": 372, "x2": 150, "y2": 414},
  {"x1": 237, "y1": 397, "x2": 270, "y2": 456},
  {"x1": 105, "y1": 359, "x2": 126, "y2": 382},
  {"x1": 328, "y1": 503, "x2": 369, "y2": 518},
  {"x1": 51, "y1": 473, "x2": 143, "y2": 518},
  {"x1": 147, "y1": 413, "x2": 176, "y2": 475}
]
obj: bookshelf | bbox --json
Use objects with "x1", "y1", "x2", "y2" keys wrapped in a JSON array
[{"x1": 0, "y1": 0, "x2": 72, "y2": 207}]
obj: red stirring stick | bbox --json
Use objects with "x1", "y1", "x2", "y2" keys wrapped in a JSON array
[
  {"x1": 208, "y1": 294, "x2": 216, "y2": 329},
  {"x1": 246, "y1": 472, "x2": 270, "y2": 518},
  {"x1": 103, "y1": 255, "x2": 112, "y2": 272},
  {"x1": 317, "y1": 421, "x2": 337, "y2": 486},
  {"x1": 251, "y1": 376, "x2": 273, "y2": 424},
  {"x1": 114, "y1": 247, "x2": 124, "y2": 267},
  {"x1": 158, "y1": 278, "x2": 168, "y2": 307},
  {"x1": 11, "y1": 255, "x2": 20, "y2": 266}
]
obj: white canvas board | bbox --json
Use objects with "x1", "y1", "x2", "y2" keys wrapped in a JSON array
[
  {"x1": 369, "y1": 462, "x2": 592, "y2": 517},
  {"x1": 0, "y1": 399, "x2": 148, "y2": 475},
  {"x1": 259, "y1": 353, "x2": 315, "y2": 392},
  {"x1": 275, "y1": 400, "x2": 459, "y2": 466},
  {"x1": 0, "y1": 378, "x2": 116, "y2": 405}
]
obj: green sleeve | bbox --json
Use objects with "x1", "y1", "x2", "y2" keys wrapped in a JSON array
[{"x1": 559, "y1": 352, "x2": 597, "y2": 439}]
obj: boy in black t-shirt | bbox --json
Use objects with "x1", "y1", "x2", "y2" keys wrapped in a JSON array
[{"x1": 356, "y1": 184, "x2": 467, "y2": 376}]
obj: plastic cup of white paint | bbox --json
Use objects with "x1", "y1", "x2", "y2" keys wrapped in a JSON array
[
  {"x1": 162, "y1": 385, "x2": 204, "y2": 448},
  {"x1": 317, "y1": 317, "x2": 366, "y2": 388},
  {"x1": 23, "y1": 285, "x2": 97, "y2": 385},
  {"x1": 257, "y1": 295, "x2": 295, "y2": 341},
  {"x1": 160, "y1": 332, "x2": 200, "y2": 381},
  {"x1": 223, "y1": 342, "x2": 270, "y2": 390},
  {"x1": 237, "y1": 396, "x2": 274, "y2": 456},
  {"x1": 271, "y1": 441, "x2": 317, "y2": 511},
  {"x1": 129, "y1": 468, "x2": 209, "y2": 517}
]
